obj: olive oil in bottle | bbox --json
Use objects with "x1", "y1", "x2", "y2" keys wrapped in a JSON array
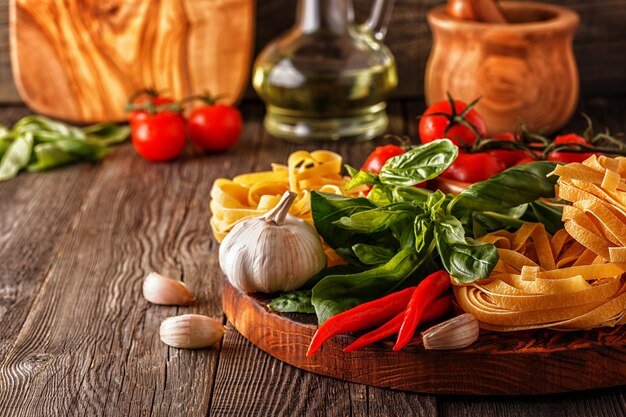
[{"x1": 252, "y1": 0, "x2": 398, "y2": 142}]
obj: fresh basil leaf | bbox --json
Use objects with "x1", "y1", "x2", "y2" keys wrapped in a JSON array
[
  {"x1": 391, "y1": 217, "x2": 416, "y2": 249},
  {"x1": 471, "y1": 211, "x2": 525, "y2": 237},
  {"x1": 352, "y1": 244, "x2": 395, "y2": 265},
  {"x1": 0, "y1": 132, "x2": 33, "y2": 181},
  {"x1": 53, "y1": 139, "x2": 110, "y2": 161},
  {"x1": 391, "y1": 186, "x2": 431, "y2": 203},
  {"x1": 334, "y1": 203, "x2": 417, "y2": 233},
  {"x1": 345, "y1": 164, "x2": 359, "y2": 177},
  {"x1": 454, "y1": 161, "x2": 559, "y2": 212},
  {"x1": 345, "y1": 169, "x2": 380, "y2": 190},
  {"x1": 83, "y1": 123, "x2": 130, "y2": 146},
  {"x1": 523, "y1": 201, "x2": 564, "y2": 234},
  {"x1": 27, "y1": 143, "x2": 77, "y2": 172},
  {"x1": 367, "y1": 184, "x2": 393, "y2": 206},
  {"x1": 14, "y1": 115, "x2": 85, "y2": 140},
  {"x1": 311, "y1": 191, "x2": 377, "y2": 249},
  {"x1": 435, "y1": 216, "x2": 498, "y2": 283},
  {"x1": 0, "y1": 139, "x2": 11, "y2": 159},
  {"x1": 379, "y1": 139, "x2": 458, "y2": 186},
  {"x1": 311, "y1": 247, "x2": 422, "y2": 323},
  {"x1": 269, "y1": 290, "x2": 315, "y2": 314},
  {"x1": 302, "y1": 264, "x2": 365, "y2": 289},
  {"x1": 414, "y1": 215, "x2": 432, "y2": 252}
]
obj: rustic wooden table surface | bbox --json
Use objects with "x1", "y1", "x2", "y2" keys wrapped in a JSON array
[{"x1": 1, "y1": 98, "x2": 625, "y2": 417}]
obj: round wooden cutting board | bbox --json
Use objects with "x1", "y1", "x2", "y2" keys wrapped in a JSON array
[{"x1": 222, "y1": 279, "x2": 626, "y2": 395}]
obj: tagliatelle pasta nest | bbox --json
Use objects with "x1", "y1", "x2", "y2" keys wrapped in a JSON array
[
  {"x1": 209, "y1": 150, "x2": 359, "y2": 265},
  {"x1": 454, "y1": 155, "x2": 626, "y2": 331}
]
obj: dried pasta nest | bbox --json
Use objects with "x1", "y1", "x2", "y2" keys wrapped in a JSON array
[
  {"x1": 209, "y1": 150, "x2": 359, "y2": 266},
  {"x1": 454, "y1": 155, "x2": 626, "y2": 331}
]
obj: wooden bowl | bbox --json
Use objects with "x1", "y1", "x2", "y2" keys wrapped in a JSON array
[{"x1": 425, "y1": 2, "x2": 580, "y2": 134}]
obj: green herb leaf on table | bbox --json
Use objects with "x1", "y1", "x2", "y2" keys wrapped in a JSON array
[
  {"x1": 0, "y1": 132, "x2": 33, "y2": 181},
  {"x1": 27, "y1": 143, "x2": 77, "y2": 172}
]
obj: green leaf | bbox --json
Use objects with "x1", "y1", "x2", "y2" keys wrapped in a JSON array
[
  {"x1": 379, "y1": 139, "x2": 458, "y2": 186},
  {"x1": 53, "y1": 138, "x2": 110, "y2": 161},
  {"x1": 471, "y1": 211, "x2": 525, "y2": 237},
  {"x1": 345, "y1": 169, "x2": 379, "y2": 190},
  {"x1": 434, "y1": 216, "x2": 499, "y2": 283},
  {"x1": 352, "y1": 244, "x2": 395, "y2": 265},
  {"x1": 311, "y1": 247, "x2": 423, "y2": 323},
  {"x1": 414, "y1": 215, "x2": 432, "y2": 252},
  {"x1": 14, "y1": 115, "x2": 85, "y2": 140},
  {"x1": 269, "y1": 290, "x2": 315, "y2": 314},
  {"x1": 523, "y1": 201, "x2": 564, "y2": 234},
  {"x1": 27, "y1": 143, "x2": 78, "y2": 172},
  {"x1": 311, "y1": 191, "x2": 377, "y2": 249},
  {"x1": 0, "y1": 132, "x2": 33, "y2": 181},
  {"x1": 454, "y1": 161, "x2": 559, "y2": 212},
  {"x1": 367, "y1": 184, "x2": 393, "y2": 206},
  {"x1": 83, "y1": 123, "x2": 131, "y2": 146},
  {"x1": 333, "y1": 203, "x2": 417, "y2": 233},
  {"x1": 0, "y1": 138, "x2": 11, "y2": 159}
]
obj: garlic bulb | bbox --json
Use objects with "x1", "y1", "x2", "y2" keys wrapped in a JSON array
[
  {"x1": 160, "y1": 314, "x2": 225, "y2": 349},
  {"x1": 143, "y1": 272, "x2": 196, "y2": 305},
  {"x1": 422, "y1": 313, "x2": 479, "y2": 350},
  {"x1": 219, "y1": 191, "x2": 326, "y2": 293}
]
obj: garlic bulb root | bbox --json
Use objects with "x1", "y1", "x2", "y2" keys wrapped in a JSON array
[
  {"x1": 219, "y1": 191, "x2": 327, "y2": 293},
  {"x1": 159, "y1": 314, "x2": 225, "y2": 349},
  {"x1": 143, "y1": 272, "x2": 196, "y2": 306}
]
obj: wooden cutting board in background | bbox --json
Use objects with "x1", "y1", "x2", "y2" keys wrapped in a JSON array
[{"x1": 9, "y1": 0, "x2": 254, "y2": 123}]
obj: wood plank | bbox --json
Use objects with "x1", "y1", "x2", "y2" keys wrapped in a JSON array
[
  {"x1": 438, "y1": 387, "x2": 626, "y2": 417},
  {"x1": 0, "y1": 105, "x2": 263, "y2": 416},
  {"x1": 0, "y1": 106, "x2": 100, "y2": 362}
]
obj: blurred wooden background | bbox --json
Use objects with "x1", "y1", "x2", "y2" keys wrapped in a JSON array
[{"x1": 0, "y1": 0, "x2": 625, "y2": 104}]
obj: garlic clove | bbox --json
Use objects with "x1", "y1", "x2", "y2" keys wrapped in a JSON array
[
  {"x1": 422, "y1": 313, "x2": 479, "y2": 350},
  {"x1": 159, "y1": 314, "x2": 225, "y2": 349},
  {"x1": 143, "y1": 272, "x2": 196, "y2": 306}
]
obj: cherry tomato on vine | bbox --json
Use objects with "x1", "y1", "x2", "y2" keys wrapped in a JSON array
[
  {"x1": 488, "y1": 132, "x2": 528, "y2": 167},
  {"x1": 131, "y1": 110, "x2": 187, "y2": 162},
  {"x1": 515, "y1": 156, "x2": 536, "y2": 165},
  {"x1": 419, "y1": 99, "x2": 487, "y2": 146},
  {"x1": 127, "y1": 89, "x2": 175, "y2": 127},
  {"x1": 546, "y1": 134, "x2": 594, "y2": 163},
  {"x1": 440, "y1": 152, "x2": 506, "y2": 183},
  {"x1": 188, "y1": 98, "x2": 243, "y2": 152},
  {"x1": 361, "y1": 144, "x2": 405, "y2": 174}
]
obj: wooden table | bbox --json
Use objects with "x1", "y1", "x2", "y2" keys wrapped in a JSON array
[{"x1": 1, "y1": 99, "x2": 625, "y2": 416}]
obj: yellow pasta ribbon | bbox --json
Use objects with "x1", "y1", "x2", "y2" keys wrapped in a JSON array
[
  {"x1": 454, "y1": 155, "x2": 626, "y2": 331},
  {"x1": 209, "y1": 150, "x2": 359, "y2": 266}
]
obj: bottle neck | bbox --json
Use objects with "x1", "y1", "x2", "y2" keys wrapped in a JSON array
[{"x1": 296, "y1": 0, "x2": 353, "y2": 34}]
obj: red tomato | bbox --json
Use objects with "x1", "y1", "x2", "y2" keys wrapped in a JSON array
[
  {"x1": 128, "y1": 94, "x2": 175, "y2": 127},
  {"x1": 440, "y1": 152, "x2": 507, "y2": 183},
  {"x1": 132, "y1": 111, "x2": 187, "y2": 162},
  {"x1": 419, "y1": 99, "x2": 487, "y2": 146},
  {"x1": 515, "y1": 157, "x2": 536, "y2": 165},
  {"x1": 361, "y1": 144, "x2": 405, "y2": 174},
  {"x1": 546, "y1": 134, "x2": 593, "y2": 163},
  {"x1": 488, "y1": 132, "x2": 527, "y2": 168},
  {"x1": 188, "y1": 104, "x2": 243, "y2": 151}
]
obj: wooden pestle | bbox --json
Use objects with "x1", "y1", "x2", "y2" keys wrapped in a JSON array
[{"x1": 447, "y1": 0, "x2": 508, "y2": 23}]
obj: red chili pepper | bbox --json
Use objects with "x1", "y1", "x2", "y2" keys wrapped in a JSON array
[
  {"x1": 306, "y1": 286, "x2": 416, "y2": 357},
  {"x1": 343, "y1": 295, "x2": 453, "y2": 352},
  {"x1": 393, "y1": 270, "x2": 451, "y2": 351}
]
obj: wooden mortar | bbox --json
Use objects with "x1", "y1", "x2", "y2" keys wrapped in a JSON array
[{"x1": 425, "y1": 2, "x2": 580, "y2": 134}]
